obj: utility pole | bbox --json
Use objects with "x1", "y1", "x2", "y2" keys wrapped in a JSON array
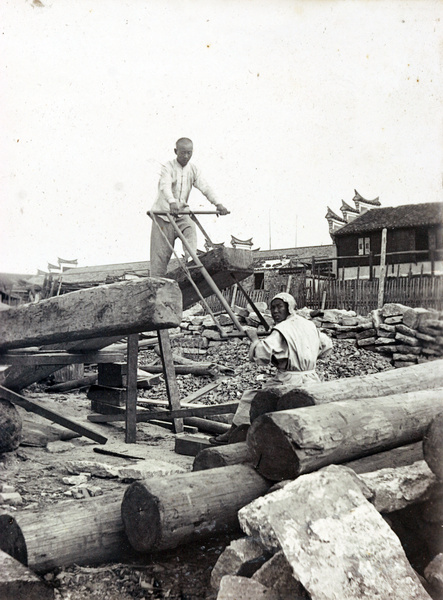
[{"x1": 268, "y1": 209, "x2": 272, "y2": 249}]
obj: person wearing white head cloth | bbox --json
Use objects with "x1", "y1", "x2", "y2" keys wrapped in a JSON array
[{"x1": 210, "y1": 292, "x2": 332, "y2": 445}]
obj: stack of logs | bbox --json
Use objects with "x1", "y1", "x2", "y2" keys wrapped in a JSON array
[{"x1": 2, "y1": 359, "x2": 443, "y2": 599}]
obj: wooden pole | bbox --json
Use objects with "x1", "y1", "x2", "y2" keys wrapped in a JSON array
[
  {"x1": 121, "y1": 464, "x2": 271, "y2": 552},
  {"x1": 247, "y1": 388, "x2": 443, "y2": 481},
  {"x1": 0, "y1": 385, "x2": 107, "y2": 444},
  {"x1": 377, "y1": 227, "x2": 387, "y2": 308},
  {"x1": 125, "y1": 334, "x2": 138, "y2": 443},
  {"x1": 157, "y1": 330, "x2": 183, "y2": 433}
]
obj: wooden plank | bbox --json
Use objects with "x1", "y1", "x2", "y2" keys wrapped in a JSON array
[
  {"x1": 125, "y1": 334, "x2": 138, "y2": 443},
  {"x1": 0, "y1": 277, "x2": 182, "y2": 351},
  {"x1": 157, "y1": 330, "x2": 183, "y2": 434},
  {"x1": 0, "y1": 385, "x2": 107, "y2": 444},
  {"x1": 87, "y1": 401, "x2": 239, "y2": 423},
  {"x1": 0, "y1": 351, "x2": 125, "y2": 366}
]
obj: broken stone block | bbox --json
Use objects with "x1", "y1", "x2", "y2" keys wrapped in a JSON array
[
  {"x1": 396, "y1": 323, "x2": 417, "y2": 337},
  {"x1": 117, "y1": 459, "x2": 185, "y2": 481},
  {"x1": 202, "y1": 330, "x2": 222, "y2": 341},
  {"x1": 252, "y1": 551, "x2": 309, "y2": 599},
  {"x1": 211, "y1": 537, "x2": 267, "y2": 590},
  {"x1": 62, "y1": 474, "x2": 91, "y2": 486},
  {"x1": 381, "y1": 303, "x2": 410, "y2": 317},
  {"x1": 233, "y1": 305, "x2": 249, "y2": 318},
  {"x1": 384, "y1": 315, "x2": 404, "y2": 325},
  {"x1": 217, "y1": 575, "x2": 279, "y2": 600},
  {"x1": 376, "y1": 337, "x2": 396, "y2": 345},
  {"x1": 371, "y1": 309, "x2": 383, "y2": 329},
  {"x1": 424, "y1": 553, "x2": 443, "y2": 595},
  {"x1": 359, "y1": 461, "x2": 436, "y2": 513},
  {"x1": 395, "y1": 332, "x2": 420, "y2": 346},
  {"x1": 238, "y1": 465, "x2": 431, "y2": 600},
  {"x1": 0, "y1": 483, "x2": 15, "y2": 493},
  {"x1": 357, "y1": 337, "x2": 376, "y2": 347},
  {"x1": 0, "y1": 492, "x2": 23, "y2": 506},
  {"x1": 46, "y1": 441, "x2": 75, "y2": 454},
  {"x1": 0, "y1": 549, "x2": 54, "y2": 599},
  {"x1": 65, "y1": 460, "x2": 119, "y2": 478},
  {"x1": 403, "y1": 307, "x2": 433, "y2": 329}
]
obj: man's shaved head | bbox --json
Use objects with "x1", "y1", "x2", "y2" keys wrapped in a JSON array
[
  {"x1": 174, "y1": 138, "x2": 193, "y2": 167},
  {"x1": 176, "y1": 137, "x2": 193, "y2": 147}
]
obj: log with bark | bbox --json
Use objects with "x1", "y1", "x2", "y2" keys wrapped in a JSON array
[
  {"x1": 274, "y1": 359, "x2": 443, "y2": 411},
  {"x1": 0, "y1": 490, "x2": 131, "y2": 573},
  {"x1": 247, "y1": 388, "x2": 443, "y2": 481},
  {"x1": 423, "y1": 411, "x2": 443, "y2": 480},
  {"x1": 121, "y1": 464, "x2": 271, "y2": 552}
]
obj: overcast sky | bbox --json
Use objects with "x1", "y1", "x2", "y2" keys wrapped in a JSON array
[{"x1": 1, "y1": 0, "x2": 442, "y2": 274}]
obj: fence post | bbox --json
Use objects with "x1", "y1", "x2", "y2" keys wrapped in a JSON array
[
  {"x1": 377, "y1": 228, "x2": 387, "y2": 309},
  {"x1": 368, "y1": 251, "x2": 374, "y2": 281}
]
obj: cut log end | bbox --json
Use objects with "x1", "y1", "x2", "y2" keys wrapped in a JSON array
[
  {"x1": 121, "y1": 482, "x2": 162, "y2": 552},
  {"x1": 0, "y1": 513, "x2": 28, "y2": 566},
  {"x1": 247, "y1": 415, "x2": 301, "y2": 481}
]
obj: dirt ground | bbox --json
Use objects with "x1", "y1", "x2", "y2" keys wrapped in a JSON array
[{"x1": 0, "y1": 337, "x2": 394, "y2": 599}]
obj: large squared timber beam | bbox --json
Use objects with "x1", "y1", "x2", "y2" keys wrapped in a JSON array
[{"x1": 0, "y1": 277, "x2": 182, "y2": 352}]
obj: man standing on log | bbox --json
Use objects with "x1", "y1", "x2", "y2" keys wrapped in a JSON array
[
  {"x1": 150, "y1": 138, "x2": 229, "y2": 277},
  {"x1": 210, "y1": 293, "x2": 332, "y2": 445}
]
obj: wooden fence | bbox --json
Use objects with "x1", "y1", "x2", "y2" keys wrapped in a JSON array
[{"x1": 202, "y1": 274, "x2": 443, "y2": 316}]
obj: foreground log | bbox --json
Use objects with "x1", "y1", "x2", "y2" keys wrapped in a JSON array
[
  {"x1": 423, "y1": 411, "x2": 443, "y2": 480},
  {"x1": 0, "y1": 277, "x2": 181, "y2": 351},
  {"x1": 238, "y1": 465, "x2": 431, "y2": 600},
  {"x1": 273, "y1": 359, "x2": 443, "y2": 411},
  {"x1": 0, "y1": 490, "x2": 131, "y2": 573},
  {"x1": 121, "y1": 464, "x2": 271, "y2": 552},
  {"x1": 247, "y1": 388, "x2": 443, "y2": 481}
]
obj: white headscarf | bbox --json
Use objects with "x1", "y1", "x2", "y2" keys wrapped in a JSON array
[{"x1": 270, "y1": 292, "x2": 297, "y2": 316}]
